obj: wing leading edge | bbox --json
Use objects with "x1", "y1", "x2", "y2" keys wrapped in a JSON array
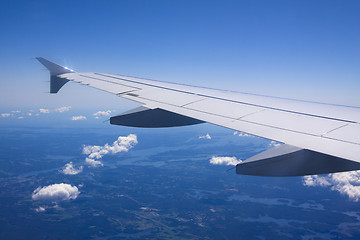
[{"x1": 37, "y1": 57, "x2": 360, "y2": 176}]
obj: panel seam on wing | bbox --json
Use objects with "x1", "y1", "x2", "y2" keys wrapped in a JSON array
[
  {"x1": 321, "y1": 124, "x2": 349, "y2": 136},
  {"x1": 79, "y1": 74, "x2": 142, "y2": 90}
]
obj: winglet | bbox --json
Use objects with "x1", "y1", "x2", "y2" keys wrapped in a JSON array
[
  {"x1": 36, "y1": 57, "x2": 75, "y2": 93},
  {"x1": 36, "y1": 57, "x2": 74, "y2": 76}
]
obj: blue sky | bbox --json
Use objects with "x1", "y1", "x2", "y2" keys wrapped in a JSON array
[{"x1": 0, "y1": 0, "x2": 359, "y2": 109}]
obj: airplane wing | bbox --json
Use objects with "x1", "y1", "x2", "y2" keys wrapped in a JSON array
[{"x1": 37, "y1": 57, "x2": 360, "y2": 176}]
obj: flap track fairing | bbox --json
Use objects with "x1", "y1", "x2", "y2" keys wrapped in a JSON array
[
  {"x1": 110, "y1": 106, "x2": 205, "y2": 128},
  {"x1": 236, "y1": 144, "x2": 360, "y2": 176}
]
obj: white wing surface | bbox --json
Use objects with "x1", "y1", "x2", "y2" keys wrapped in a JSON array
[{"x1": 37, "y1": 57, "x2": 360, "y2": 176}]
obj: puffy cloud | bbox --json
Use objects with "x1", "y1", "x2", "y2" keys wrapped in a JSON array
[
  {"x1": 39, "y1": 108, "x2": 50, "y2": 114},
  {"x1": 85, "y1": 158, "x2": 104, "y2": 167},
  {"x1": 210, "y1": 156, "x2": 242, "y2": 166},
  {"x1": 83, "y1": 134, "x2": 138, "y2": 167},
  {"x1": 32, "y1": 183, "x2": 79, "y2": 202},
  {"x1": 233, "y1": 131, "x2": 250, "y2": 137},
  {"x1": 83, "y1": 134, "x2": 138, "y2": 158},
  {"x1": 71, "y1": 116, "x2": 87, "y2": 121},
  {"x1": 269, "y1": 140, "x2": 282, "y2": 148},
  {"x1": 303, "y1": 171, "x2": 360, "y2": 201},
  {"x1": 1, "y1": 113, "x2": 11, "y2": 118},
  {"x1": 199, "y1": 133, "x2": 211, "y2": 139},
  {"x1": 93, "y1": 110, "x2": 111, "y2": 117},
  {"x1": 55, "y1": 106, "x2": 72, "y2": 112},
  {"x1": 60, "y1": 162, "x2": 83, "y2": 175},
  {"x1": 4, "y1": 108, "x2": 72, "y2": 118},
  {"x1": 35, "y1": 206, "x2": 46, "y2": 212},
  {"x1": 17, "y1": 116, "x2": 24, "y2": 119},
  {"x1": 303, "y1": 175, "x2": 331, "y2": 187}
]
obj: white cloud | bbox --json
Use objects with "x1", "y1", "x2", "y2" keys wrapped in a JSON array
[
  {"x1": 83, "y1": 134, "x2": 138, "y2": 158},
  {"x1": 93, "y1": 110, "x2": 111, "y2": 117},
  {"x1": 199, "y1": 133, "x2": 211, "y2": 139},
  {"x1": 209, "y1": 156, "x2": 242, "y2": 166},
  {"x1": 233, "y1": 131, "x2": 250, "y2": 137},
  {"x1": 71, "y1": 116, "x2": 87, "y2": 121},
  {"x1": 11, "y1": 110, "x2": 21, "y2": 113},
  {"x1": 303, "y1": 175, "x2": 331, "y2": 187},
  {"x1": 32, "y1": 183, "x2": 79, "y2": 202},
  {"x1": 60, "y1": 162, "x2": 83, "y2": 175},
  {"x1": 85, "y1": 158, "x2": 104, "y2": 167},
  {"x1": 27, "y1": 113, "x2": 32, "y2": 116},
  {"x1": 35, "y1": 206, "x2": 46, "y2": 212},
  {"x1": 303, "y1": 171, "x2": 360, "y2": 201},
  {"x1": 83, "y1": 134, "x2": 138, "y2": 167},
  {"x1": 17, "y1": 116, "x2": 24, "y2": 119},
  {"x1": 55, "y1": 106, "x2": 72, "y2": 113},
  {"x1": 1, "y1": 113, "x2": 11, "y2": 118},
  {"x1": 39, "y1": 108, "x2": 50, "y2": 114},
  {"x1": 269, "y1": 140, "x2": 282, "y2": 148}
]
